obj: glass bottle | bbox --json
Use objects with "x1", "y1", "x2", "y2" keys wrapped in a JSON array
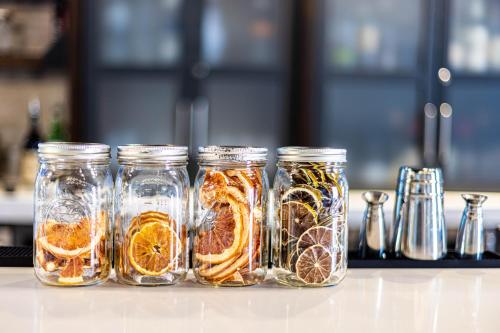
[
  {"x1": 273, "y1": 147, "x2": 348, "y2": 287},
  {"x1": 114, "y1": 145, "x2": 190, "y2": 286},
  {"x1": 193, "y1": 146, "x2": 269, "y2": 286},
  {"x1": 20, "y1": 98, "x2": 44, "y2": 187},
  {"x1": 34, "y1": 142, "x2": 113, "y2": 286}
]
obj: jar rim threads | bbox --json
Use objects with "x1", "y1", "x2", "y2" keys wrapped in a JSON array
[
  {"x1": 117, "y1": 144, "x2": 188, "y2": 164},
  {"x1": 277, "y1": 146, "x2": 347, "y2": 163},
  {"x1": 198, "y1": 145, "x2": 267, "y2": 163},
  {"x1": 38, "y1": 142, "x2": 110, "y2": 161}
]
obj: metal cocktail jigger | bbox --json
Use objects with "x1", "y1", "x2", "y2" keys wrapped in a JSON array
[
  {"x1": 455, "y1": 194, "x2": 488, "y2": 260},
  {"x1": 392, "y1": 166, "x2": 416, "y2": 257},
  {"x1": 359, "y1": 191, "x2": 389, "y2": 259},
  {"x1": 400, "y1": 168, "x2": 447, "y2": 260}
]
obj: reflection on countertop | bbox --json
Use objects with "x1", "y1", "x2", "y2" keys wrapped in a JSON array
[{"x1": 1, "y1": 268, "x2": 499, "y2": 333}]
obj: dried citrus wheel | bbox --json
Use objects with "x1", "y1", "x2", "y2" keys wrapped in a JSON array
[
  {"x1": 199, "y1": 170, "x2": 230, "y2": 208},
  {"x1": 281, "y1": 201, "x2": 318, "y2": 238},
  {"x1": 37, "y1": 219, "x2": 92, "y2": 258},
  {"x1": 58, "y1": 257, "x2": 84, "y2": 284},
  {"x1": 282, "y1": 185, "x2": 323, "y2": 211},
  {"x1": 195, "y1": 197, "x2": 243, "y2": 264},
  {"x1": 127, "y1": 211, "x2": 176, "y2": 235},
  {"x1": 286, "y1": 249, "x2": 299, "y2": 273},
  {"x1": 295, "y1": 245, "x2": 333, "y2": 285},
  {"x1": 297, "y1": 226, "x2": 334, "y2": 252},
  {"x1": 128, "y1": 222, "x2": 181, "y2": 276}
]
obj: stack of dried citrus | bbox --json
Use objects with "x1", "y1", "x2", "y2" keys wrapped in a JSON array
[
  {"x1": 278, "y1": 163, "x2": 346, "y2": 286},
  {"x1": 116, "y1": 211, "x2": 186, "y2": 282},
  {"x1": 35, "y1": 212, "x2": 109, "y2": 285},
  {"x1": 194, "y1": 168, "x2": 264, "y2": 285}
]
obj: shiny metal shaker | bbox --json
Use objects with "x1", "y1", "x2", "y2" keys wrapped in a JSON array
[
  {"x1": 401, "y1": 168, "x2": 447, "y2": 260},
  {"x1": 392, "y1": 166, "x2": 416, "y2": 257},
  {"x1": 359, "y1": 191, "x2": 389, "y2": 259},
  {"x1": 455, "y1": 194, "x2": 487, "y2": 260}
]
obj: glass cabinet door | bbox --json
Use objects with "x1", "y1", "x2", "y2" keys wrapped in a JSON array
[
  {"x1": 82, "y1": 0, "x2": 183, "y2": 147},
  {"x1": 440, "y1": 0, "x2": 500, "y2": 189},
  {"x1": 319, "y1": 0, "x2": 427, "y2": 188},
  {"x1": 198, "y1": 0, "x2": 291, "y2": 169}
]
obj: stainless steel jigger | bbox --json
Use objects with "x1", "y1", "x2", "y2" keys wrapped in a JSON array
[
  {"x1": 392, "y1": 166, "x2": 416, "y2": 257},
  {"x1": 359, "y1": 191, "x2": 389, "y2": 259},
  {"x1": 400, "y1": 168, "x2": 447, "y2": 260},
  {"x1": 455, "y1": 194, "x2": 488, "y2": 260}
]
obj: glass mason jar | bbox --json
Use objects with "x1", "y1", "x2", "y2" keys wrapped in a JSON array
[
  {"x1": 193, "y1": 146, "x2": 269, "y2": 286},
  {"x1": 34, "y1": 142, "x2": 113, "y2": 286},
  {"x1": 273, "y1": 147, "x2": 348, "y2": 287},
  {"x1": 114, "y1": 145, "x2": 189, "y2": 286}
]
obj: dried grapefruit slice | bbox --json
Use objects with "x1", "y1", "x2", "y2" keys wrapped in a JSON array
[
  {"x1": 195, "y1": 197, "x2": 243, "y2": 264},
  {"x1": 297, "y1": 226, "x2": 334, "y2": 252},
  {"x1": 38, "y1": 219, "x2": 92, "y2": 258},
  {"x1": 295, "y1": 245, "x2": 333, "y2": 285},
  {"x1": 128, "y1": 221, "x2": 181, "y2": 276},
  {"x1": 199, "y1": 170, "x2": 230, "y2": 208},
  {"x1": 58, "y1": 257, "x2": 84, "y2": 284}
]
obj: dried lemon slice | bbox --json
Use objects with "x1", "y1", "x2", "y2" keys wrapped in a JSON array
[
  {"x1": 128, "y1": 222, "x2": 181, "y2": 276},
  {"x1": 295, "y1": 245, "x2": 333, "y2": 285}
]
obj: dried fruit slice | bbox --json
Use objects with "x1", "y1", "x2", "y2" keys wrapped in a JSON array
[
  {"x1": 282, "y1": 185, "x2": 323, "y2": 211},
  {"x1": 195, "y1": 197, "x2": 243, "y2": 264},
  {"x1": 295, "y1": 245, "x2": 333, "y2": 285},
  {"x1": 281, "y1": 201, "x2": 318, "y2": 238},
  {"x1": 128, "y1": 222, "x2": 181, "y2": 276},
  {"x1": 58, "y1": 257, "x2": 84, "y2": 284},
  {"x1": 127, "y1": 211, "x2": 176, "y2": 235},
  {"x1": 38, "y1": 219, "x2": 92, "y2": 258},
  {"x1": 199, "y1": 170, "x2": 230, "y2": 208},
  {"x1": 297, "y1": 226, "x2": 334, "y2": 252}
]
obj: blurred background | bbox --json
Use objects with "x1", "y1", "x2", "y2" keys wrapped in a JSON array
[{"x1": 1, "y1": 0, "x2": 500, "y2": 245}]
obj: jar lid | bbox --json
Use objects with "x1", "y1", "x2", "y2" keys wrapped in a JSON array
[
  {"x1": 38, "y1": 142, "x2": 110, "y2": 160},
  {"x1": 117, "y1": 145, "x2": 188, "y2": 163},
  {"x1": 198, "y1": 145, "x2": 267, "y2": 162},
  {"x1": 277, "y1": 146, "x2": 347, "y2": 163}
]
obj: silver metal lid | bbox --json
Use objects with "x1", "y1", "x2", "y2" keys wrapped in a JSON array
[
  {"x1": 277, "y1": 146, "x2": 347, "y2": 163},
  {"x1": 117, "y1": 144, "x2": 188, "y2": 163},
  {"x1": 198, "y1": 145, "x2": 267, "y2": 162},
  {"x1": 38, "y1": 142, "x2": 110, "y2": 160}
]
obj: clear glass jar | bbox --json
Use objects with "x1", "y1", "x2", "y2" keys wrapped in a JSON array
[
  {"x1": 193, "y1": 146, "x2": 269, "y2": 286},
  {"x1": 114, "y1": 145, "x2": 190, "y2": 286},
  {"x1": 273, "y1": 147, "x2": 348, "y2": 287},
  {"x1": 34, "y1": 142, "x2": 113, "y2": 286}
]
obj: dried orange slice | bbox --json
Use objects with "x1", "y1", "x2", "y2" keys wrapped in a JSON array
[
  {"x1": 281, "y1": 201, "x2": 318, "y2": 238},
  {"x1": 297, "y1": 226, "x2": 334, "y2": 252},
  {"x1": 38, "y1": 219, "x2": 92, "y2": 258},
  {"x1": 128, "y1": 211, "x2": 176, "y2": 234},
  {"x1": 128, "y1": 222, "x2": 181, "y2": 276},
  {"x1": 295, "y1": 245, "x2": 333, "y2": 285},
  {"x1": 58, "y1": 257, "x2": 84, "y2": 284},
  {"x1": 195, "y1": 197, "x2": 243, "y2": 264},
  {"x1": 199, "y1": 170, "x2": 230, "y2": 208}
]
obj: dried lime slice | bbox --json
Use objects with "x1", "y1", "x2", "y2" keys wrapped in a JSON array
[
  {"x1": 280, "y1": 201, "x2": 318, "y2": 238},
  {"x1": 297, "y1": 226, "x2": 335, "y2": 253},
  {"x1": 282, "y1": 185, "x2": 323, "y2": 212},
  {"x1": 295, "y1": 245, "x2": 333, "y2": 285}
]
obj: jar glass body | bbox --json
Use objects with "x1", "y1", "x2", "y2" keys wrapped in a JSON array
[
  {"x1": 273, "y1": 161, "x2": 349, "y2": 287},
  {"x1": 193, "y1": 162, "x2": 269, "y2": 286},
  {"x1": 114, "y1": 162, "x2": 189, "y2": 286},
  {"x1": 34, "y1": 160, "x2": 113, "y2": 286}
]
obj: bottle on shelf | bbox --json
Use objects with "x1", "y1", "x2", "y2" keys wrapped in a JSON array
[
  {"x1": 48, "y1": 103, "x2": 66, "y2": 142},
  {"x1": 19, "y1": 98, "x2": 44, "y2": 188}
]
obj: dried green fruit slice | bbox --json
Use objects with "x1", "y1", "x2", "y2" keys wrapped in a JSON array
[
  {"x1": 281, "y1": 201, "x2": 318, "y2": 238},
  {"x1": 297, "y1": 226, "x2": 335, "y2": 253},
  {"x1": 282, "y1": 186, "x2": 323, "y2": 212},
  {"x1": 295, "y1": 245, "x2": 333, "y2": 285}
]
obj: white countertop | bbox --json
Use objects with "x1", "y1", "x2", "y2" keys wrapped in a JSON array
[{"x1": 1, "y1": 268, "x2": 500, "y2": 333}]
